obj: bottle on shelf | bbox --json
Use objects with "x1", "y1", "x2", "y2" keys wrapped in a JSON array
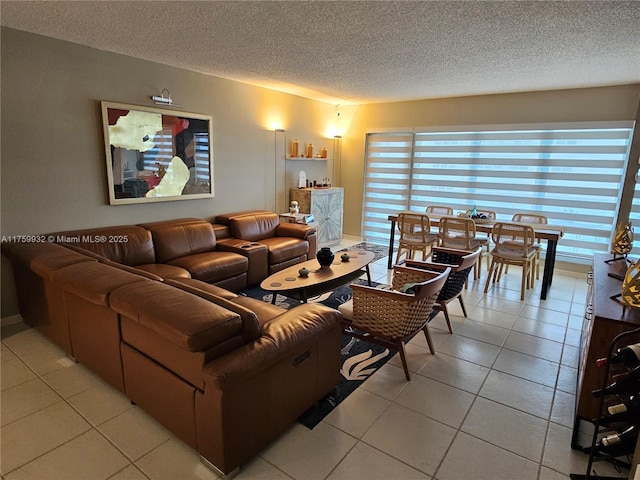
[
  {"x1": 612, "y1": 364, "x2": 640, "y2": 383},
  {"x1": 596, "y1": 343, "x2": 640, "y2": 367},
  {"x1": 591, "y1": 377, "x2": 640, "y2": 397},
  {"x1": 292, "y1": 139, "x2": 299, "y2": 158},
  {"x1": 585, "y1": 425, "x2": 639, "y2": 458},
  {"x1": 306, "y1": 143, "x2": 314, "y2": 158},
  {"x1": 599, "y1": 395, "x2": 640, "y2": 425}
]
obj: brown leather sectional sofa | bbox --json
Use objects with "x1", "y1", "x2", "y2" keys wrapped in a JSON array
[{"x1": 2, "y1": 211, "x2": 338, "y2": 478}]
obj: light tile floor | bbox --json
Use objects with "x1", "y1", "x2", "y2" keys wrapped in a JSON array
[{"x1": 0, "y1": 240, "x2": 626, "y2": 479}]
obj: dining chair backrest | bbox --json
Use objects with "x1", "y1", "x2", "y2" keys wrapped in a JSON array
[
  {"x1": 512, "y1": 213, "x2": 548, "y2": 225},
  {"x1": 491, "y1": 222, "x2": 535, "y2": 255},
  {"x1": 397, "y1": 213, "x2": 431, "y2": 241},
  {"x1": 438, "y1": 217, "x2": 477, "y2": 249},
  {"x1": 426, "y1": 205, "x2": 453, "y2": 215}
]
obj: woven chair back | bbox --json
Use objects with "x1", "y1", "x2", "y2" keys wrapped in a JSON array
[
  {"x1": 397, "y1": 213, "x2": 431, "y2": 242},
  {"x1": 512, "y1": 213, "x2": 548, "y2": 225},
  {"x1": 491, "y1": 222, "x2": 535, "y2": 256},
  {"x1": 426, "y1": 205, "x2": 453, "y2": 215},
  {"x1": 439, "y1": 217, "x2": 477, "y2": 249},
  {"x1": 351, "y1": 267, "x2": 449, "y2": 340}
]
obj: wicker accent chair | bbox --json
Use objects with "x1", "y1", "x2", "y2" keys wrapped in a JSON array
[
  {"x1": 338, "y1": 266, "x2": 450, "y2": 380},
  {"x1": 394, "y1": 213, "x2": 439, "y2": 265},
  {"x1": 438, "y1": 217, "x2": 489, "y2": 280},
  {"x1": 426, "y1": 205, "x2": 453, "y2": 215},
  {"x1": 511, "y1": 213, "x2": 548, "y2": 280},
  {"x1": 484, "y1": 222, "x2": 537, "y2": 301},
  {"x1": 406, "y1": 247, "x2": 481, "y2": 334}
]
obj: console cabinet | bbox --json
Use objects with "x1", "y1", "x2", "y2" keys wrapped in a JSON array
[
  {"x1": 573, "y1": 254, "x2": 640, "y2": 447},
  {"x1": 290, "y1": 187, "x2": 343, "y2": 248}
]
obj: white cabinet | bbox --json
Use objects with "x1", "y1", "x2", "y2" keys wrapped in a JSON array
[{"x1": 290, "y1": 187, "x2": 343, "y2": 248}]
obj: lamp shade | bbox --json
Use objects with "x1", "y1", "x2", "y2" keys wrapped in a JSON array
[
  {"x1": 621, "y1": 259, "x2": 640, "y2": 309},
  {"x1": 612, "y1": 221, "x2": 634, "y2": 256}
]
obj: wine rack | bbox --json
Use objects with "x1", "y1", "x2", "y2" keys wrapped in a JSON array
[
  {"x1": 570, "y1": 327, "x2": 640, "y2": 480},
  {"x1": 574, "y1": 255, "x2": 640, "y2": 448}
]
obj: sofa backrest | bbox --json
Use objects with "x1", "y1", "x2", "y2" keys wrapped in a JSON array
[
  {"x1": 145, "y1": 220, "x2": 217, "y2": 263},
  {"x1": 230, "y1": 213, "x2": 279, "y2": 242},
  {"x1": 50, "y1": 225, "x2": 155, "y2": 266}
]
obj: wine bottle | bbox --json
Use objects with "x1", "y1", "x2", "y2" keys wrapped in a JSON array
[
  {"x1": 591, "y1": 378, "x2": 640, "y2": 397},
  {"x1": 600, "y1": 395, "x2": 640, "y2": 425},
  {"x1": 584, "y1": 425, "x2": 639, "y2": 458},
  {"x1": 601, "y1": 424, "x2": 639, "y2": 447},
  {"x1": 596, "y1": 343, "x2": 640, "y2": 367}
]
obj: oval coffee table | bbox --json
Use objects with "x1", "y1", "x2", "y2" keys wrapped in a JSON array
[{"x1": 260, "y1": 250, "x2": 375, "y2": 304}]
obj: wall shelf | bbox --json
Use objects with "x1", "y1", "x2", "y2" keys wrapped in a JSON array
[{"x1": 287, "y1": 157, "x2": 330, "y2": 161}]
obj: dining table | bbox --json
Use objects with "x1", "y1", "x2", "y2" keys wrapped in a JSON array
[{"x1": 386, "y1": 213, "x2": 565, "y2": 300}]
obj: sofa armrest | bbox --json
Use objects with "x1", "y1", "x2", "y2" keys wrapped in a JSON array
[
  {"x1": 276, "y1": 223, "x2": 315, "y2": 240},
  {"x1": 201, "y1": 303, "x2": 340, "y2": 390}
]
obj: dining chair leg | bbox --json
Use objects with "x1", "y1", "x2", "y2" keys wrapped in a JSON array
[
  {"x1": 398, "y1": 342, "x2": 411, "y2": 381},
  {"x1": 484, "y1": 259, "x2": 497, "y2": 293},
  {"x1": 441, "y1": 308, "x2": 453, "y2": 334},
  {"x1": 422, "y1": 325, "x2": 436, "y2": 352},
  {"x1": 520, "y1": 264, "x2": 527, "y2": 300},
  {"x1": 458, "y1": 297, "x2": 467, "y2": 317}
]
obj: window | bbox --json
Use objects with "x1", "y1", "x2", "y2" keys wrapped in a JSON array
[{"x1": 363, "y1": 122, "x2": 635, "y2": 263}]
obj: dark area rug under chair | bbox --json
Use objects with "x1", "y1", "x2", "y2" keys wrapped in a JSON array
[{"x1": 240, "y1": 243, "x2": 394, "y2": 428}]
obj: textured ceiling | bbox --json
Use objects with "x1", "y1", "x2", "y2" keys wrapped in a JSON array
[{"x1": 2, "y1": 1, "x2": 639, "y2": 105}]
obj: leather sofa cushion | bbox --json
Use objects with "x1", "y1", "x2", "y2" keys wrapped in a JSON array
[
  {"x1": 230, "y1": 213, "x2": 279, "y2": 242},
  {"x1": 260, "y1": 237, "x2": 309, "y2": 264},
  {"x1": 5, "y1": 242, "x2": 96, "y2": 277},
  {"x1": 168, "y1": 251, "x2": 248, "y2": 283},
  {"x1": 110, "y1": 281, "x2": 243, "y2": 352},
  {"x1": 51, "y1": 225, "x2": 156, "y2": 266},
  {"x1": 165, "y1": 278, "x2": 238, "y2": 299},
  {"x1": 51, "y1": 261, "x2": 149, "y2": 306},
  {"x1": 148, "y1": 221, "x2": 217, "y2": 263},
  {"x1": 214, "y1": 210, "x2": 270, "y2": 226},
  {"x1": 134, "y1": 263, "x2": 191, "y2": 279}
]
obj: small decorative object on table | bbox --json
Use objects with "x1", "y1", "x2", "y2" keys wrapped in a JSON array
[
  {"x1": 341, "y1": 253, "x2": 350, "y2": 262},
  {"x1": 620, "y1": 260, "x2": 640, "y2": 313},
  {"x1": 298, "y1": 267, "x2": 310, "y2": 278},
  {"x1": 606, "y1": 220, "x2": 633, "y2": 264},
  {"x1": 289, "y1": 200, "x2": 299, "y2": 215},
  {"x1": 317, "y1": 247, "x2": 334, "y2": 268}
]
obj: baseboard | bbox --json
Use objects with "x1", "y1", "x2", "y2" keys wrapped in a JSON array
[{"x1": 1, "y1": 314, "x2": 24, "y2": 327}]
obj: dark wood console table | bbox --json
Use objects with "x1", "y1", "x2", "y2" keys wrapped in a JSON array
[{"x1": 572, "y1": 254, "x2": 640, "y2": 448}]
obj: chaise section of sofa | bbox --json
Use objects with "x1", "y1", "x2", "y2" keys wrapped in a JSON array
[{"x1": 110, "y1": 277, "x2": 342, "y2": 477}]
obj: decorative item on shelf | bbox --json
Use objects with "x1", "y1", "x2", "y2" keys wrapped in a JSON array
[
  {"x1": 321, "y1": 147, "x2": 328, "y2": 158},
  {"x1": 298, "y1": 267, "x2": 310, "y2": 278},
  {"x1": 341, "y1": 253, "x2": 350, "y2": 262},
  {"x1": 606, "y1": 220, "x2": 634, "y2": 264},
  {"x1": 317, "y1": 247, "x2": 334, "y2": 268},
  {"x1": 289, "y1": 200, "x2": 299, "y2": 215},
  {"x1": 298, "y1": 170, "x2": 306, "y2": 189},
  {"x1": 292, "y1": 139, "x2": 299, "y2": 158},
  {"x1": 619, "y1": 259, "x2": 640, "y2": 313},
  {"x1": 306, "y1": 143, "x2": 314, "y2": 158}
]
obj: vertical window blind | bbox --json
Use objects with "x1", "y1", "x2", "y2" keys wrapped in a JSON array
[{"x1": 363, "y1": 122, "x2": 635, "y2": 263}]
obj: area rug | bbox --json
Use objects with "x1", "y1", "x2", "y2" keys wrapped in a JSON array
[
  {"x1": 239, "y1": 280, "x2": 395, "y2": 429},
  {"x1": 338, "y1": 241, "x2": 393, "y2": 263}
]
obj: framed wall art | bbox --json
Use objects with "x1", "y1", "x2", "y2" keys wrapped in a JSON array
[{"x1": 101, "y1": 101, "x2": 214, "y2": 205}]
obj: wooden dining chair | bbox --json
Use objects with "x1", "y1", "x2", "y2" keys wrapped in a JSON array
[
  {"x1": 338, "y1": 265, "x2": 450, "y2": 380},
  {"x1": 394, "y1": 213, "x2": 439, "y2": 265},
  {"x1": 512, "y1": 213, "x2": 548, "y2": 280},
  {"x1": 437, "y1": 216, "x2": 488, "y2": 280},
  {"x1": 426, "y1": 205, "x2": 453, "y2": 215},
  {"x1": 484, "y1": 222, "x2": 537, "y2": 300}
]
